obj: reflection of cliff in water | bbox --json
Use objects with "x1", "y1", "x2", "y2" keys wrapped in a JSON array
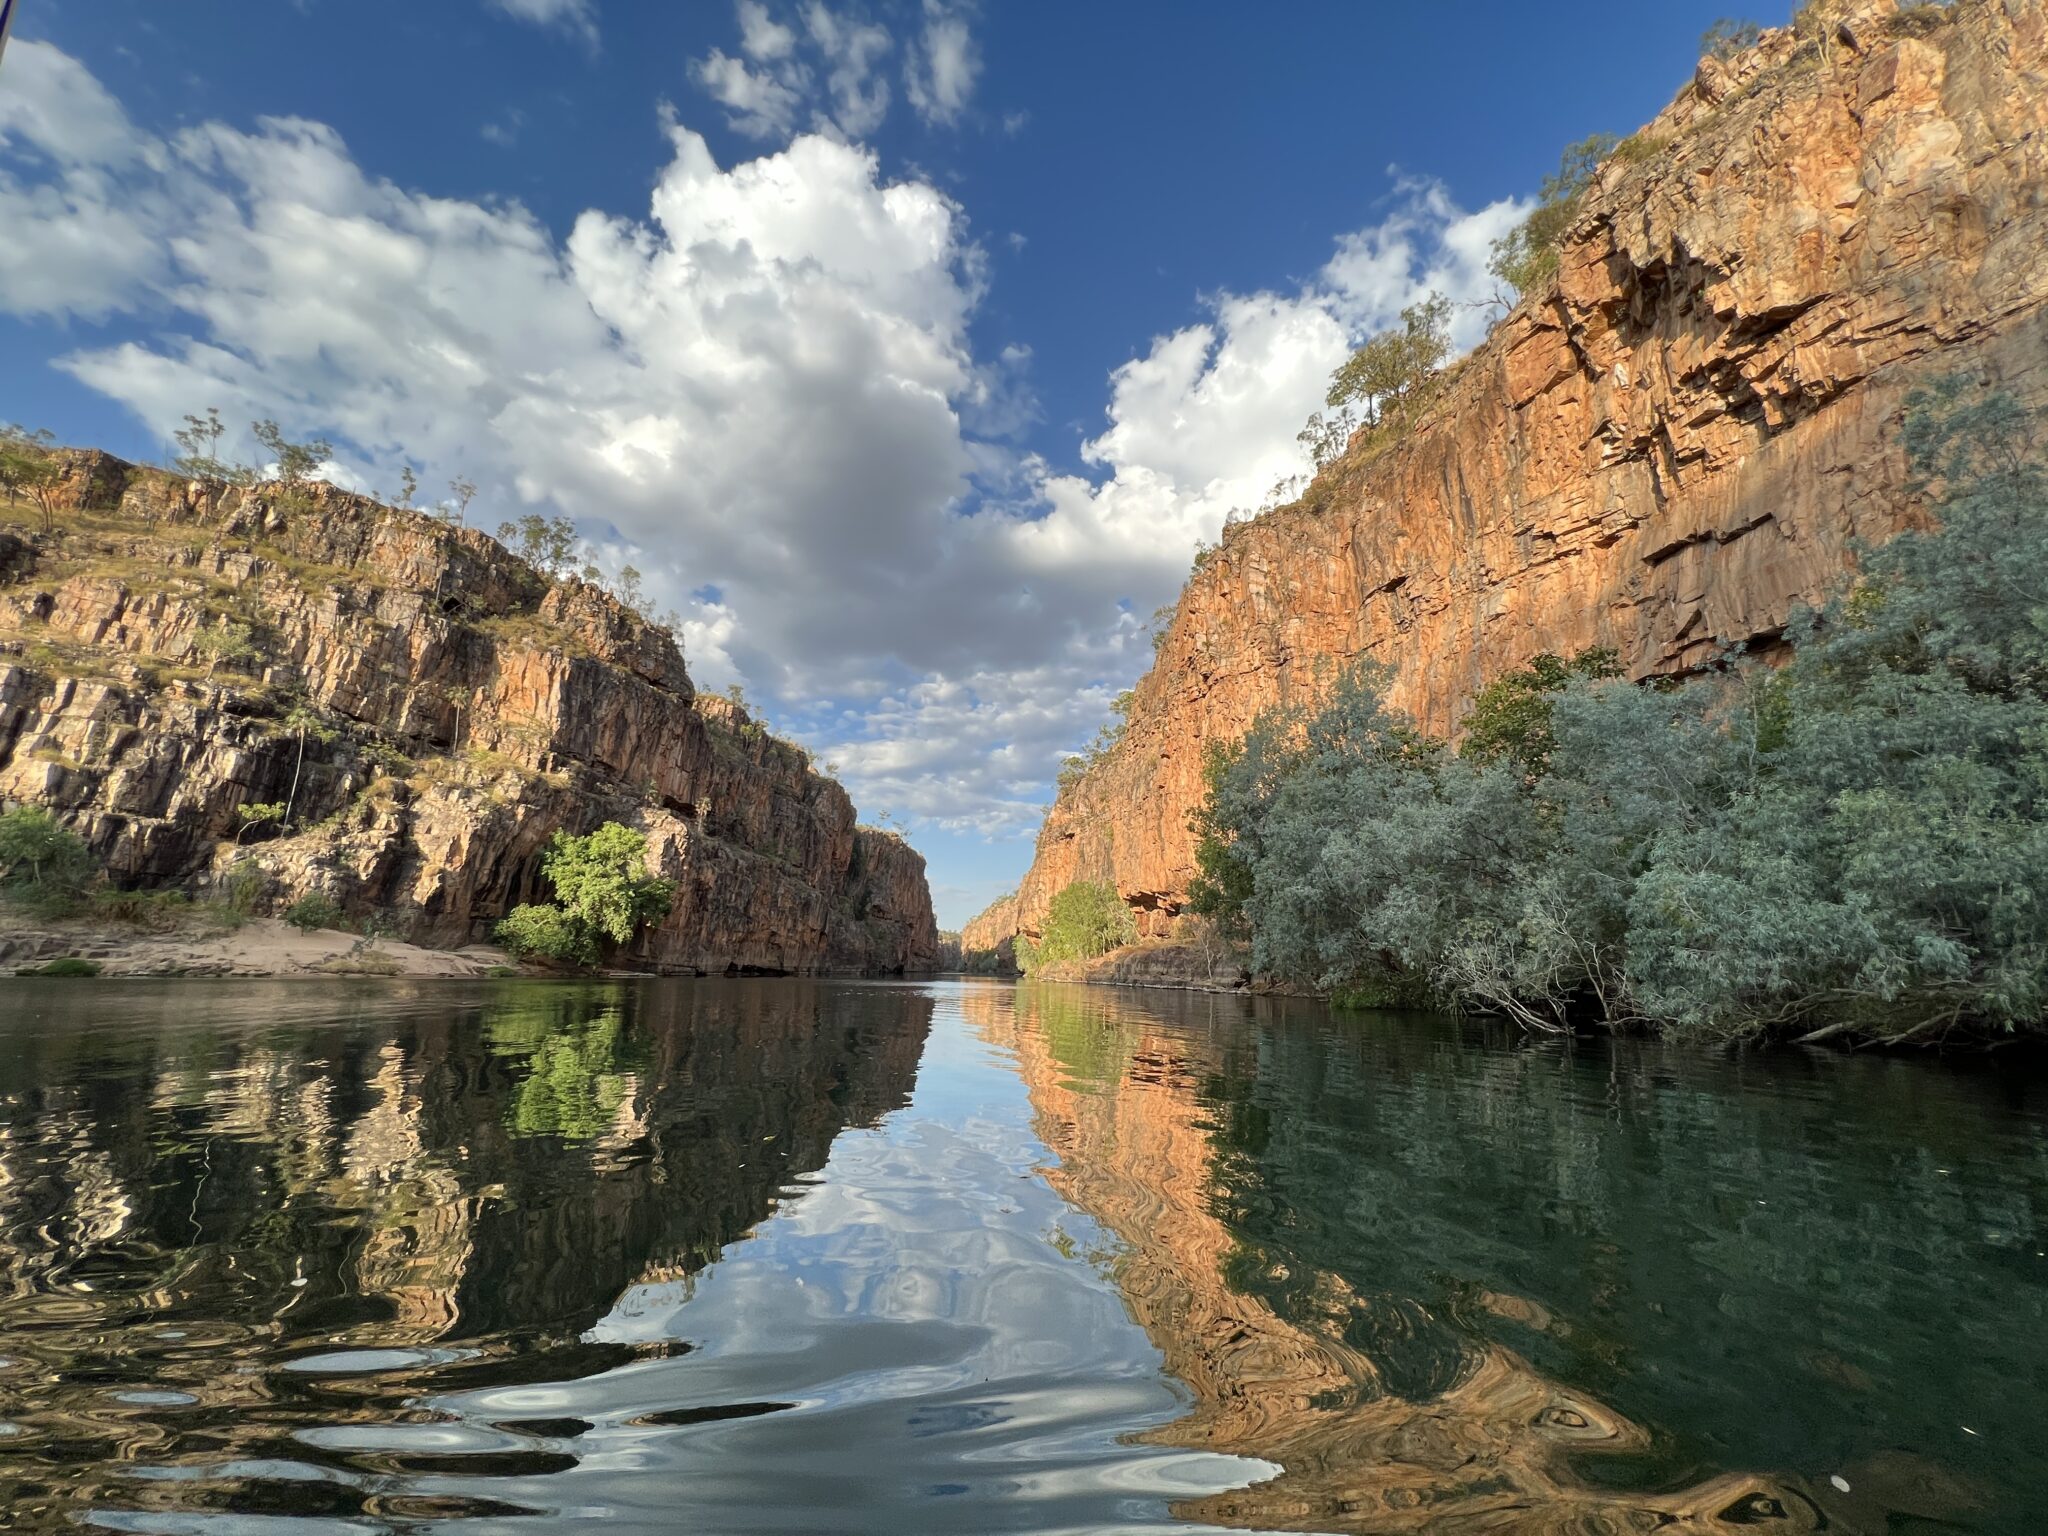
[
  {"x1": 976, "y1": 985, "x2": 2045, "y2": 1535},
  {"x1": 0, "y1": 980, "x2": 931, "y2": 1523}
]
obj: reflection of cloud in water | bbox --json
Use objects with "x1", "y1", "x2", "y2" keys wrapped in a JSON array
[
  {"x1": 971, "y1": 984, "x2": 1836, "y2": 1535},
  {"x1": 475, "y1": 994, "x2": 1279, "y2": 1530}
]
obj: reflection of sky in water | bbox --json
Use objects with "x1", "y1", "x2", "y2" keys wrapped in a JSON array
[{"x1": 428, "y1": 993, "x2": 1282, "y2": 1534}]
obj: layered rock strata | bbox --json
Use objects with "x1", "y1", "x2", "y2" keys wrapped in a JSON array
[
  {"x1": 0, "y1": 455, "x2": 938, "y2": 973},
  {"x1": 982, "y1": 0, "x2": 2048, "y2": 946}
]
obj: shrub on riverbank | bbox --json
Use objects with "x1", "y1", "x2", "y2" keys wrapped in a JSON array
[
  {"x1": 496, "y1": 823, "x2": 674, "y2": 969},
  {"x1": 1017, "y1": 880, "x2": 1136, "y2": 976},
  {"x1": 1191, "y1": 379, "x2": 2048, "y2": 1044},
  {"x1": 0, "y1": 806, "x2": 95, "y2": 914},
  {"x1": 16, "y1": 957, "x2": 103, "y2": 977}
]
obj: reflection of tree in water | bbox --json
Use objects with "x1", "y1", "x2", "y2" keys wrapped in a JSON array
[
  {"x1": 977, "y1": 984, "x2": 2048, "y2": 1536},
  {"x1": 1031, "y1": 985, "x2": 1136, "y2": 1092},
  {"x1": 485, "y1": 997, "x2": 641, "y2": 1140},
  {"x1": 0, "y1": 980, "x2": 932, "y2": 1529}
]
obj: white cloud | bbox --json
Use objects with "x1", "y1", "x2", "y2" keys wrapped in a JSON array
[
  {"x1": 0, "y1": 39, "x2": 1525, "y2": 852},
  {"x1": 905, "y1": 3, "x2": 981, "y2": 126},
  {"x1": 737, "y1": 0, "x2": 798, "y2": 60},
  {"x1": 802, "y1": 3, "x2": 893, "y2": 137},
  {"x1": 487, "y1": 0, "x2": 599, "y2": 47},
  {"x1": 690, "y1": 48, "x2": 806, "y2": 141},
  {"x1": 693, "y1": 1, "x2": 978, "y2": 143}
]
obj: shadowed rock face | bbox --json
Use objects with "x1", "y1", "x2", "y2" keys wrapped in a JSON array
[
  {"x1": 984, "y1": 0, "x2": 2048, "y2": 945},
  {"x1": 958, "y1": 890, "x2": 1019, "y2": 971},
  {"x1": 0, "y1": 460, "x2": 937, "y2": 974}
]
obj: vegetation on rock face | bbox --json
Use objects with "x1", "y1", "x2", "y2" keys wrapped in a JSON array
[
  {"x1": 0, "y1": 425, "x2": 65, "y2": 534},
  {"x1": 1016, "y1": 880, "x2": 1136, "y2": 976},
  {"x1": 1188, "y1": 382, "x2": 2048, "y2": 1044},
  {"x1": 0, "y1": 805, "x2": 95, "y2": 914},
  {"x1": 1700, "y1": 17, "x2": 1763, "y2": 59},
  {"x1": 495, "y1": 822, "x2": 675, "y2": 968},
  {"x1": 1488, "y1": 133, "x2": 1619, "y2": 297},
  {"x1": 1299, "y1": 295, "x2": 1455, "y2": 470},
  {"x1": 1057, "y1": 690, "x2": 1137, "y2": 791}
]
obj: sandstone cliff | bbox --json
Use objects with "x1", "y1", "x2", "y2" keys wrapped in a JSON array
[
  {"x1": 958, "y1": 889, "x2": 1019, "y2": 971},
  {"x1": 984, "y1": 0, "x2": 2048, "y2": 945},
  {"x1": 0, "y1": 454, "x2": 938, "y2": 973}
]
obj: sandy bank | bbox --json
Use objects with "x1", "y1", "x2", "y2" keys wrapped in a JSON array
[{"x1": 1, "y1": 914, "x2": 513, "y2": 979}]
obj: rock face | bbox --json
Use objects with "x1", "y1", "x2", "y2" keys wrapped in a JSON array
[
  {"x1": 958, "y1": 890, "x2": 1019, "y2": 970},
  {"x1": 0, "y1": 456, "x2": 938, "y2": 974},
  {"x1": 985, "y1": 0, "x2": 2048, "y2": 945}
]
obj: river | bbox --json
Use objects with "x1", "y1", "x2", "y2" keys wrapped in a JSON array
[{"x1": 0, "y1": 978, "x2": 2043, "y2": 1533}]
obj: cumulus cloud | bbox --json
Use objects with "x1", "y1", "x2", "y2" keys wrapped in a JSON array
[
  {"x1": 0, "y1": 39, "x2": 1523, "y2": 859},
  {"x1": 487, "y1": 0, "x2": 599, "y2": 47}
]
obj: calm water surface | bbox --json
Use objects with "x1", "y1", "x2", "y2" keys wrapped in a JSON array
[{"x1": 0, "y1": 978, "x2": 2044, "y2": 1534}]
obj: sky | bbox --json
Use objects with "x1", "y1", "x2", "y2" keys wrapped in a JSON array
[{"x1": 0, "y1": 0, "x2": 1760, "y2": 928}]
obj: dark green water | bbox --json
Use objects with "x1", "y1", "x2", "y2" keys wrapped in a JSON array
[{"x1": 0, "y1": 979, "x2": 2043, "y2": 1533}]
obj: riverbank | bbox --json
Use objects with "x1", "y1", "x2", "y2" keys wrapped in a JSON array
[
  {"x1": 1023, "y1": 938, "x2": 1282, "y2": 995},
  {"x1": 1, "y1": 911, "x2": 512, "y2": 979}
]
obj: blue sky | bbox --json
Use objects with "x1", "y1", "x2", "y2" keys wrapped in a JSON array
[{"x1": 0, "y1": 0, "x2": 1761, "y2": 926}]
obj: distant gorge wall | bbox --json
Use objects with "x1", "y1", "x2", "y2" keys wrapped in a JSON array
[
  {"x1": 983, "y1": 0, "x2": 2048, "y2": 947},
  {"x1": 0, "y1": 455, "x2": 938, "y2": 974}
]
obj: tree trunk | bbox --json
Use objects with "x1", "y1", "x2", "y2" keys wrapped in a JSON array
[{"x1": 284, "y1": 726, "x2": 306, "y2": 827}]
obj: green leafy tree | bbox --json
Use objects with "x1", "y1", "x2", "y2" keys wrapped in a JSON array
[
  {"x1": 1, "y1": 427, "x2": 63, "y2": 534},
  {"x1": 1299, "y1": 296, "x2": 1455, "y2": 469},
  {"x1": 445, "y1": 476, "x2": 478, "y2": 526},
  {"x1": 1457, "y1": 648, "x2": 1624, "y2": 780},
  {"x1": 0, "y1": 806, "x2": 95, "y2": 912},
  {"x1": 1194, "y1": 376, "x2": 2048, "y2": 1044},
  {"x1": 1488, "y1": 133, "x2": 1619, "y2": 296},
  {"x1": 191, "y1": 620, "x2": 261, "y2": 679},
  {"x1": 173, "y1": 408, "x2": 244, "y2": 483},
  {"x1": 495, "y1": 822, "x2": 674, "y2": 967},
  {"x1": 1627, "y1": 377, "x2": 2048, "y2": 1041},
  {"x1": 1186, "y1": 739, "x2": 1256, "y2": 934},
  {"x1": 284, "y1": 891, "x2": 346, "y2": 931},
  {"x1": 1018, "y1": 880, "x2": 1136, "y2": 974},
  {"x1": 496, "y1": 513, "x2": 578, "y2": 579},
  {"x1": 1326, "y1": 294, "x2": 1453, "y2": 431},
  {"x1": 496, "y1": 902, "x2": 598, "y2": 966},
  {"x1": 280, "y1": 701, "x2": 339, "y2": 827},
  {"x1": 251, "y1": 420, "x2": 334, "y2": 490},
  {"x1": 234, "y1": 801, "x2": 286, "y2": 845},
  {"x1": 0, "y1": 424, "x2": 54, "y2": 501}
]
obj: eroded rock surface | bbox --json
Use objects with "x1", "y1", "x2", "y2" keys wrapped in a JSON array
[
  {"x1": 985, "y1": 0, "x2": 2048, "y2": 945},
  {"x1": 0, "y1": 458, "x2": 938, "y2": 974}
]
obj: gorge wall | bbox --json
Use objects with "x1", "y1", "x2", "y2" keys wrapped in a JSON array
[
  {"x1": 986, "y1": 0, "x2": 2048, "y2": 946},
  {"x1": 0, "y1": 455, "x2": 938, "y2": 973}
]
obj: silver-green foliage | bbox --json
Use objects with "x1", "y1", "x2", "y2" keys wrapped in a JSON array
[
  {"x1": 1200, "y1": 378, "x2": 2048, "y2": 1042},
  {"x1": 1627, "y1": 378, "x2": 2048, "y2": 1040}
]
